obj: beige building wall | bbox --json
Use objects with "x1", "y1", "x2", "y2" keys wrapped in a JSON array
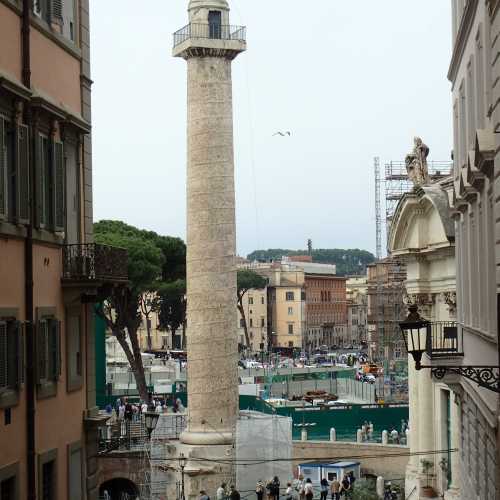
[
  {"x1": 237, "y1": 287, "x2": 268, "y2": 352},
  {"x1": 269, "y1": 285, "x2": 304, "y2": 349}
]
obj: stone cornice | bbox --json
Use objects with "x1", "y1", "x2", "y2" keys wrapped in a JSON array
[{"x1": 448, "y1": 0, "x2": 479, "y2": 84}]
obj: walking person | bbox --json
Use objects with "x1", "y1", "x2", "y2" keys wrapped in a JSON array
[
  {"x1": 294, "y1": 474, "x2": 305, "y2": 500},
  {"x1": 330, "y1": 475, "x2": 340, "y2": 500},
  {"x1": 285, "y1": 483, "x2": 294, "y2": 500},
  {"x1": 340, "y1": 476, "x2": 351, "y2": 499},
  {"x1": 320, "y1": 478, "x2": 328, "y2": 500},
  {"x1": 229, "y1": 485, "x2": 241, "y2": 500},
  {"x1": 256, "y1": 480, "x2": 265, "y2": 500},
  {"x1": 304, "y1": 479, "x2": 314, "y2": 500},
  {"x1": 217, "y1": 483, "x2": 227, "y2": 500},
  {"x1": 200, "y1": 490, "x2": 210, "y2": 500},
  {"x1": 271, "y1": 476, "x2": 280, "y2": 500}
]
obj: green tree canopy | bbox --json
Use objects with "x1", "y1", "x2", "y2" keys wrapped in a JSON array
[{"x1": 246, "y1": 248, "x2": 375, "y2": 276}]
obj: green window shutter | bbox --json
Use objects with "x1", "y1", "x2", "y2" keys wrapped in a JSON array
[
  {"x1": 0, "y1": 321, "x2": 7, "y2": 389},
  {"x1": 53, "y1": 142, "x2": 64, "y2": 232},
  {"x1": 0, "y1": 118, "x2": 7, "y2": 220},
  {"x1": 17, "y1": 322, "x2": 25, "y2": 386},
  {"x1": 37, "y1": 320, "x2": 48, "y2": 382},
  {"x1": 34, "y1": 134, "x2": 45, "y2": 228},
  {"x1": 17, "y1": 124, "x2": 30, "y2": 224},
  {"x1": 49, "y1": 319, "x2": 61, "y2": 380}
]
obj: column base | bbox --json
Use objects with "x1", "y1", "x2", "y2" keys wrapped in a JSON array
[{"x1": 165, "y1": 442, "x2": 235, "y2": 500}]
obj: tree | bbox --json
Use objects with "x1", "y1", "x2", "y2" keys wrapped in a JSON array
[
  {"x1": 94, "y1": 220, "x2": 186, "y2": 401},
  {"x1": 237, "y1": 269, "x2": 267, "y2": 349},
  {"x1": 158, "y1": 279, "x2": 187, "y2": 349}
]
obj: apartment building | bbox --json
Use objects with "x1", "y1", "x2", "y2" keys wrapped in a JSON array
[
  {"x1": 346, "y1": 276, "x2": 368, "y2": 347},
  {"x1": 236, "y1": 287, "x2": 268, "y2": 353},
  {"x1": 0, "y1": 2, "x2": 126, "y2": 499}
]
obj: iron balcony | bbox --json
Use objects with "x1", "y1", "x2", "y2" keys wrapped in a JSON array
[{"x1": 173, "y1": 23, "x2": 246, "y2": 48}]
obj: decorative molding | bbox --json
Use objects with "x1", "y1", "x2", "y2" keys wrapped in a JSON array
[{"x1": 448, "y1": 0, "x2": 479, "y2": 84}]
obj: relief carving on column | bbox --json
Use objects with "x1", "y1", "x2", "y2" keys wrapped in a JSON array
[{"x1": 404, "y1": 293, "x2": 434, "y2": 318}]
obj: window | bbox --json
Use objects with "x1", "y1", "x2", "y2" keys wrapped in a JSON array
[
  {"x1": 288, "y1": 307, "x2": 293, "y2": 316},
  {"x1": 41, "y1": 456, "x2": 56, "y2": 500},
  {"x1": 260, "y1": 317, "x2": 265, "y2": 327},
  {"x1": 248, "y1": 297, "x2": 253, "y2": 305},
  {"x1": 288, "y1": 324, "x2": 294, "y2": 335},
  {"x1": 240, "y1": 318, "x2": 245, "y2": 328},
  {"x1": 0, "y1": 119, "x2": 29, "y2": 224},
  {"x1": 36, "y1": 134, "x2": 64, "y2": 232},
  {"x1": 208, "y1": 10, "x2": 222, "y2": 39},
  {"x1": 261, "y1": 296, "x2": 265, "y2": 305},
  {"x1": 0, "y1": 315, "x2": 24, "y2": 408},
  {"x1": 301, "y1": 291, "x2": 306, "y2": 301},
  {"x1": 68, "y1": 443, "x2": 82, "y2": 500},
  {"x1": 285, "y1": 292, "x2": 294, "y2": 301},
  {"x1": 0, "y1": 462, "x2": 19, "y2": 500},
  {"x1": 32, "y1": 0, "x2": 63, "y2": 27},
  {"x1": 249, "y1": 318, "x2": 253, "y2": 327},
  {"x1": 36, "y1": 313, "x2": 61, "y2": 398},
  {"x1": 288, "y1": 341, "x2": 293, "y2": 348}
]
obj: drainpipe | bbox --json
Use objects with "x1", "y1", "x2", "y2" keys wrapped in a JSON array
[{"x1": 22, "y1": 2, "x2": 36, "y2": 500}]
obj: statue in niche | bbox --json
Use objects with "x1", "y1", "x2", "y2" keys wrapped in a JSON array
[{"x1": 405, "y1": 136, "x2": 430, "y2": 187}]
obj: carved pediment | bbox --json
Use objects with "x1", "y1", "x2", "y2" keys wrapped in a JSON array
[{"x1": 474, "y1": 128, "x2": 494, "y2": 179}]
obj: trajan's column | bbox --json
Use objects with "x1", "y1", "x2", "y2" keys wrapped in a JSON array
[{"x1": 170, "y1": 1, "x2": 246, "y2": 497}]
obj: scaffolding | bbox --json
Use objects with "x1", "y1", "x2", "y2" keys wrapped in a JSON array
[
  {"x1": 385, "y1": 160, "x2": 452, "y2": 223},
  {"x1": 374, "y1": 157, "x2": 383, "y2": 261}
]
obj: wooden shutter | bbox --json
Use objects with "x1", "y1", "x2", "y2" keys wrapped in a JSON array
[
  {"x1": 0, "y1": 321, "x2": 7, "y2": 389},
  {"x1": 0, "y1": 118, "x2": 6, "y2": 220},
  {"x1": 37, "y1": 320, "x2": 48, "y2": 382},
  {"x1": 53, "y1": 141, "x2": 64, "y2": 232},
  {"x1": 34, "y1": 134, "x2": 45, "y2": 228},
  {"x1": 17, "y1": 124, "x2": 30, "y2": 224},
  {"x1": 16, "y1": 322, "x2": 25, "y2": 386},
  {"x1": 6, "y1": 322, "x2": 17, "y2": 388},
  {"x1": 49, "y1": 319, "x2": 61, "y2": 380}
]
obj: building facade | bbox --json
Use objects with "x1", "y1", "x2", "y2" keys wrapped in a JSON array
[
  {"x1": 236, "y1": 287, "x2": 268, "y2": 353},
  {"x1": 0, "y1": 2, "x2": 126, "y2": 499},
  {"x1": 432, "y1": 1, "x2": 500, "y2": 498},
  {"x1": 366, "y1": 259, "x2": 406, "y2": 362},
  {"x1": 389, "y1": 180, "x2": 460, "y2": 498}
]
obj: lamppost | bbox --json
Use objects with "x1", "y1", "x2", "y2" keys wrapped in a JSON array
[
  {"x1": 179, "y1": 453, "x2": 187, "y2": 500},
  {"x1": 399, "y1": 304, "x2": 500, "y2": 393},
  {"x1": 144, "y1": 411, "x2": 160, "y2": 439}
]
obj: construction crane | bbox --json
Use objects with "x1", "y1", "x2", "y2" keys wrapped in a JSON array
[{"x1": 374, "y1": 157, "x2": 382, "y2": 261}]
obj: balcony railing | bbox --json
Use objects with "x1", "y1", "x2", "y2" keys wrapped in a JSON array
[
  {"x1": 62, "y1": 243, "x2": 128, "y2": 283},
  {"x1": 173, "y1": 23, "x2": 246, "y2": 48},
  {"x1": 425, "y1": 321, "x2": 462, "y2": 359}
]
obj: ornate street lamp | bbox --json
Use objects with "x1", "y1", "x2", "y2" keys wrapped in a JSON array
[
  {"x1": 399, "y1": 305, "x2": 500, "y2": 393},
  {"x1": 144, "y1": 411, "x2": 160, "y2": 439}
]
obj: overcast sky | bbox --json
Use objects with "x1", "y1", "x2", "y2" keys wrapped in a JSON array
[{"x1": 90, "y1": 1, "x2": 452, "y2": 258}]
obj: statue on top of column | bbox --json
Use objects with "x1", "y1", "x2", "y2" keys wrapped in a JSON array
[{"x1": 405, "y1": 136, "x2": 430, "y2": 187}]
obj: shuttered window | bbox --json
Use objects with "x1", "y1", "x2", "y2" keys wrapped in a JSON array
[
  {"x1": 17, "y1": 125, "x2": 30, "y2": 224},
  {"x1": 0, "y1": 320, "x2": 24, "y2": 392},
  {"x1": 53, "y1": 142, "x2": 64, "y2": 232},
  {"x1": 37, "y1": 318, "x2": 61, "y2": 384},
  {"x1": 0, "y1": 119, "x2": 7, "y2": 220}
]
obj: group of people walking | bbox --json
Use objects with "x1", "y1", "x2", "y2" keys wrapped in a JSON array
[{"x1": 253, "y1": 473, "x2": 356, "y2": 500}]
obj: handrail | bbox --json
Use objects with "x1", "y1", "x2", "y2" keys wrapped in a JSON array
[{"x1": 173, "y1": 23, "x2": 246, "y2": 47}]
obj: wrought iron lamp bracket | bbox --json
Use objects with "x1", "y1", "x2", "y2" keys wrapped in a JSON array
[{"x1": 424, "y1": 365, "x2": 500, "y2": 393}]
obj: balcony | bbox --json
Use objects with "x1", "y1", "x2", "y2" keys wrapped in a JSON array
[
  {"x1": 62, "y1": 243, "x2": 128, "y2": 285},
  {"x1": 172, "y1": 23, "x2": 246, "y2": 58},
  {"x1": 425, "y1": 321, "x2": 462, "y2": 359}
]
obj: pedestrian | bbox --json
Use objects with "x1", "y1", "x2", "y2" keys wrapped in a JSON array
[
  {"x1": 271, "y1": 476, "x2": 280, "y2": 500},
  {"x1": 304, "y1": 479, "x2": 314, "y2": 500},
  {"x1": 124, "y1": 398, "x2": 133, "y2": 421},
  {"x1": 320, "y1": 478, "x2": 328, "y2": 500},
  {"x1": 285, "y1": 482, "x2": 293, "y2": 500},
  {"x1": 141, "y1": 401, "x2": 148, "y2": 414},
  {"x1": 256, "y1": 481, "x2": 265, "y2": 500},
  {"x1": 294, "y1": 474, "x2": 305, "y2": 500},
  {"x1": 330, "y1": 474, "x2": 340, "y2": 500},
  {"x1": 200, "y1": 490, "x2": 210, "y2": 500},
  {"x1": 229, "y1": 485, "x2": 241, "y2": 500},
  {"x1": 266, "y1": 479, "x2": 273, "y2": 500},
  {"x1": 390, "y1": 427, "x2": 399, "y2": 444},
  {"x1": 368, "y1": 421, "x2": 374, "y2": 440},
  {"x1": 339, "y1": 476, "x2": 350, "y2": 498},
  {"x1": 347, "y1": 472, "x2": 356, "y2": 489},
  {"x1": 217, "y1": 482, "x2": 227, "y2": 500}
]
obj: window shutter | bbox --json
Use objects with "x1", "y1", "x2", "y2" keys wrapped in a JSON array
[
  {"x1": 0, "y1": 118, "x2": 7, "y2": 220},
  {"x1": 51, "y1": 0, "x2": 63, "y2": 20},
  {"x1": 49, "y1": 320, "x2": 61, "y2": 380},
  {"x1": 17, "y1": 124, "x2": 30, "y2": 224},
  {"x1": 53, "y1": 142, "x2": 64, "y2": 232},
  {"x1": 0, "y1": 321, "x2": 7, "y2": 389},
  {"x1": 34, "y1": 134, "x2": 44, "y2": 228},
  {"x1": 16, "y1": 322, "x2": 25, "y2": 386},
  {"x1": 7, "y1": 322, "x2": 17, "y2": 388},
  {"x1": 37, "y1": 320, "x2": 48, "y2": 382}
]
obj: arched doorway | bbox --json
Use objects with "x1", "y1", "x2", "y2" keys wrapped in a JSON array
[{"x1": 99, "y1": 478, "x2": 139, "y2": 500}]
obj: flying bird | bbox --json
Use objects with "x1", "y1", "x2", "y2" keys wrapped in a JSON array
[{"x1": 273, "y1": 131, "x2": 291, "y2": 137}]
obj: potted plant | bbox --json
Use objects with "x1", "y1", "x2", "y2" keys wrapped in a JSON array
[{"x1": 420, "y1": 459, "x2": 436, "y2": 497}]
